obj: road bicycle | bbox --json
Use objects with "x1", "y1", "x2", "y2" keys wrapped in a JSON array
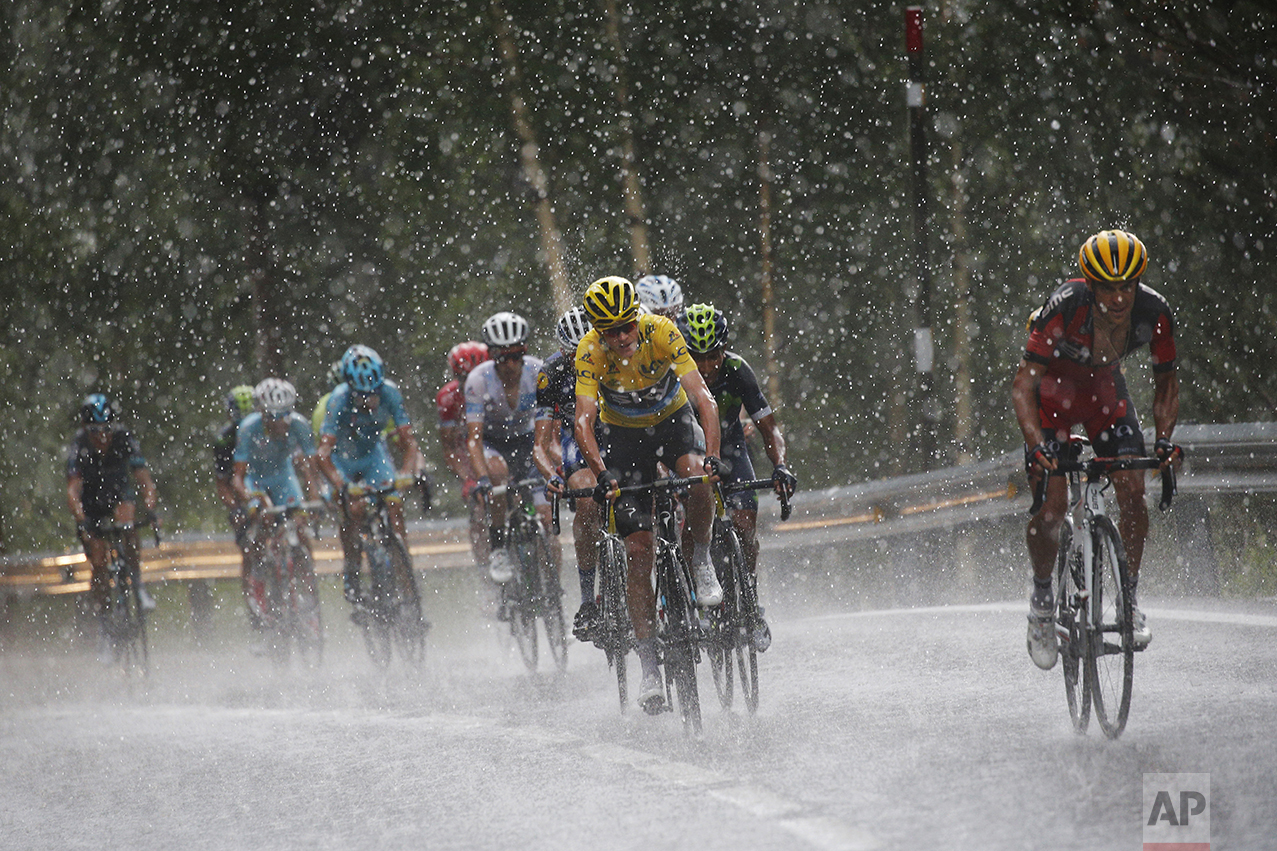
[
  {"x1": 247, "y1": 499, "x2": 325, "y2": 667},
  {"x1": 344, "y1": 478, "x2": 429, "y2": 670},
  {"x1": 92, "y1": 521, "x2": 151, "y2": 675},
  {"x1": 492, "y1": 477, "x2": 567, "y2": 673},
  {"x1": 1031, "y1": 438, "x2": 1176, "y2": 739},
  {"x1": 705, "y1": 478, "x2": 791, "y2": 714},
  {"x1": 564, "y1": 475, "x2": 711, "y2": 735}
]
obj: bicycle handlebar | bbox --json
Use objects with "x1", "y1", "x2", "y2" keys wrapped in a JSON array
[
  {"x1": 259, "y1": 499, "x2": 328, "y2": 517},
  {"x1": 720, "y1": 478, "x2": 793, "y2": 521},
  {"x1": 1029, "y1": 456, "x2": 1177, "y2": 515}
]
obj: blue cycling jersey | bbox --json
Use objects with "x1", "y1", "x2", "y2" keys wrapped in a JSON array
[
  {"x1": 320, "y1": 380, "x2": 411, "y2": 461},
  {"x1": 233, "y1": 412, "x2": 316, "y2": 505}
]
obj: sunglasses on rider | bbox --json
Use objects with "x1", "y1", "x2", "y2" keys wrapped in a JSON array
[
  {"x1": 601, "y1": 321, "x2": 638, "y2": 338},
  {"x1": 492, "y1": 346, "x2": 527, "y2": 364},
  {"x1": 690, "y1": 347, "x2": 724, "y2": 362}
]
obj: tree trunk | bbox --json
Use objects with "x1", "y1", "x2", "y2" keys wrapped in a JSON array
[
  {"x1": 250, "y1": 185, "x2": 284, "y2": 379},
  {"x1": 602, "y1": 0, "x2": 651, "y2": 276},
  {"x1": 491, "y1": 0, "x2": 574, "y2": 317}
]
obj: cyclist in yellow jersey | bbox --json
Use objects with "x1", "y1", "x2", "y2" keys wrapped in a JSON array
[{"x1": 574, "y1": 276, "x2": 723, "y2": 712}]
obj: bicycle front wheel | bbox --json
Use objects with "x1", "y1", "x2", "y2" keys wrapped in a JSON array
[
  {"x1": 598, "y1": 535, "x2": 629, "y2": 711},
  {"x1": 1054, "y1": 521, "x2": 1089, "y2": 733},
  {"x1": 657, "y1": 544, "x2": 702, "y2": 736},
  {"x1": 1086, "y1": 515, "x2": 1133, "y2": 739},
  {"x1": 707, "y1": 521, "x2": 738, "y2": 710},
  {"x1": 510, "y1": 527, "x2": 540, "y2": 672},
  {"x1": 387, "y1": 534, "x2": 427, "y2": 669},
  {"x1": 731, "y1": 529, "x2": 761, "y2": 715}
]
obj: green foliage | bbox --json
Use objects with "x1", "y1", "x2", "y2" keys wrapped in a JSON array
[{"x1": 1, "y1": 0, "x2": 1273, "y2": 553}]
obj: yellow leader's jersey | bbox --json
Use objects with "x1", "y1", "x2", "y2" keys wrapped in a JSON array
[{"x1": 575, "y1": 313, "x2": 696, "y2": 428}]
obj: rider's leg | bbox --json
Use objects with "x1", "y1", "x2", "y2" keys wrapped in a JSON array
[
  {"x1": 338, "y1": 508, "x2": 363, "y2": 601},
  {"x1": 568, "y1": 467, "x2": 600, "y2": 606},
  {"x1": 675, "y1": 453, "x2": 712, "y2": 563},
  {"x1": 1026, "y1": 473, "x2": 1069, "y2": 590},
  {"x1": 624, "y1": 530, "x2": 658, "y2": 676},
  {"x1": 484, "y1": 452, "x2": 511, "y2": 558},
  {"x1": 1111, "y1": 469, "x2": 1148, "y2": 582},
  {"x1": 466, "y1": 481, "x2": 488, "y2": 568},
  {"x1": 732, "y1": 508, "x2": 760, "y2": 576},
  {"x1": 676, "y1": 452, "x2": 722, "y2": 606}
]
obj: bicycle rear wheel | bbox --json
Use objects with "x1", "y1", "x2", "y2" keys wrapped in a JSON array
[
  {"x1": 1086, "y1": 515, "x2": 1133, "y2": 739},
  {"x1": 598, "y1": 535, "x2": 629, "y2": 710},
  {"x1": 707, "y1": 521, "x2": 737, "y2": 710},
  {"x1": 1054, "y1": 522, "x2": 1089, "y2": 733},
  {"x1": 657, "y1": 544, "x2": 702, "y2": 736}
]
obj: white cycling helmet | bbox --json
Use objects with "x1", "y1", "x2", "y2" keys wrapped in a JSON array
[
  {"x1": 481, "y1": 311, "x2": 530, "y2": 348},
  {"x1": 555, "y1": 306, "x2": 591, "y2": 352},
  {"x1": 254, "y1": 378, "x2": 297, "y2": 417},
  {"x1": 635, "y1": 275, "x2": 684, "y2": 316}
]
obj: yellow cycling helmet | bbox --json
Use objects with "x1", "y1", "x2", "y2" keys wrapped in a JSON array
[
  {"x1": 1078, "y1": 230, "x2": 1148, "y2": 283},
  {"x1": 582, "y1": 276, "x2": 639, "y2": 329}
]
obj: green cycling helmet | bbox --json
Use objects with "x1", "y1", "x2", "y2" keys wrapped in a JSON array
[
  {"x1": 677, "y1": 303, "x2": 729, "y2": 354},
  {"x1": 226, "y1": 385, "x2": 255, "y2": 421}
]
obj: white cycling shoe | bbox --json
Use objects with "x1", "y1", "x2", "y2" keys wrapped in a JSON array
[
  {"x1": 692, "y1": 560, "x2": 723, "y2": 607},
  {"x1": 1131, "y1": 606, "x2": 1153, "y2": 649},
  {"x1": 638, "y1": 672, "x2": 665, "y2": 713},
  {"x1": 488, "y1": 551, "x2": 515, "y2": 584},
  {"x1": 1027, "y1": 603, "x2": 1059, "y2": 671}
]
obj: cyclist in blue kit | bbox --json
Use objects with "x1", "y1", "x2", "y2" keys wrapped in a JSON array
[
  {"x1": 317, "y1": 344, "x2": 426, "y2": 605},
  {"x1": 232, "y1": 378, "x2": 321, "y2": 631}
]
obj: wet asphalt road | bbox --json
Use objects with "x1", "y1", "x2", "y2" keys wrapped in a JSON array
[{"x1": 3, "y1": 578, "x2": 1275, "y2": 851}]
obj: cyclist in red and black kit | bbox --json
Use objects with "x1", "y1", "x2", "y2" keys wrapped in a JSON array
[
  {"x1": 436, "y1": 341, "x2": 490, "y2": 569},
  {"x1": 1012, "y1": 230, "x2": 1181, "y2": 670}
]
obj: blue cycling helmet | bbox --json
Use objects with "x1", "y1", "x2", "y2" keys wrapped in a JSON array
[
  {"x1": 341, "y1": 344, "x2": 385, "y2": 392},
  {"x1": 80, "y1": 393, "x2": 117, "y2": 425}
]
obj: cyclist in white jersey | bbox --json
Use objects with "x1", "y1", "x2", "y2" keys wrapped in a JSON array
[{"x1": 465, "y1": 311, "x2": 559, "y2": 589}]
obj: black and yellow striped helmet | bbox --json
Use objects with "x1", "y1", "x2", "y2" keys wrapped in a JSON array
[
  {"x1": 1078, "y1": 230, "x2": 1148, "y2": 283},
  {"x1": 582, "y1": 276, "x2": 639, "y2": 329}
]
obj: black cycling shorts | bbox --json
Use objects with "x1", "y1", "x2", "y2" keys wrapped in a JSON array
[{"x1": 598, "y1": 403, "x2": 706, "y2": 537}]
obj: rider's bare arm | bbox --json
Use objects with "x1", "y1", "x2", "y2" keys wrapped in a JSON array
[
  {"x1": 679, "y1": 368, "x2": 720, "y2": 461},
  {"x1": 1152, "y1": 368, "x2": 1179, "y2": 444},
  {"x1": 465, "y1": 420, "x2": 490, "y2": 482},
  {"x1": 1011, "y1": 359, "x2": 1048, "y2": 451},
  {"x1": 574, "y1": 394, "x2": 606, "y2": 478}
]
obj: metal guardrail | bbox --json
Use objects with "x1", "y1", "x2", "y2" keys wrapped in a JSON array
[
  {"x1": 5, "y1": 422, "x2": 1276, "y2": 593},
  {"x1": 766, "y1": 422, "x2": 1277, "y2": 546}
]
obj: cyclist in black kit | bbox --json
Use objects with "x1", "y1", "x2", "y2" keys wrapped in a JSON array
[
  {"x1": 534, "y1": 305, "x2": 602, "y2": 637},
  {"x1": 66, "y1": 394, "x2": 159, "y2": 644},
  {"x1": 678, "y1": 303, "x2": 797, "y2": 652}
]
